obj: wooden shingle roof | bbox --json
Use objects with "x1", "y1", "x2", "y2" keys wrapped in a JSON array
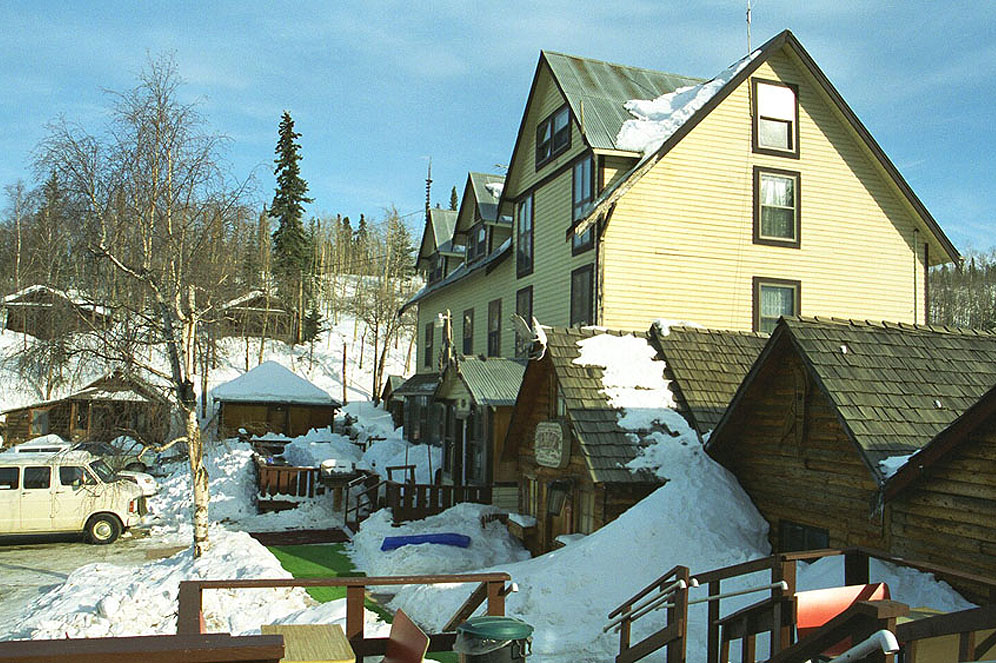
[
  {"x1": 544, "y1": 327, "x2": 659, "y2": 484},
  {"x1": 651, "y1": 325, "x2": 768, "y2": 434}
]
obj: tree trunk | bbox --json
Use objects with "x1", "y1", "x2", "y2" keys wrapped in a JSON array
[{"x1": 186, "y1": 405, "x2": 210, "y2": 556}]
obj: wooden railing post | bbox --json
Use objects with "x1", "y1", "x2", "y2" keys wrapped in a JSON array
[
  {"x1": 706, "y1": 580, "x2": 721, "y2": 663},
  {"x1": 486, "y1": 579, "x2": 505, "y2": 616},
  {"x1": 346, "y1": 584, "x2": 366, "y2": 641},
  {"x1": 618, "y1": 603, "x2": 633, "y2": 661},
  {"x1": 844, "y1": 549, "x2": 870, "y2": 586},
  {"x1": 176, "y1": 581, "x2": 203, "y2": 635},
  {"x1": 770, "y1": 557, "x2": 796, "y2": 655},
  {"x1": 668, "y1": 566, "x2": 689, "y2": 663}
]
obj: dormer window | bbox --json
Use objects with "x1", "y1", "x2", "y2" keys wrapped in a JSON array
[
  {"x1": 466, "y1": 223, "x2": 488, "y2": 263},
  {"x1": 429, "y1": 254, "x2": 444, "y2": 283},
  {"x1": 536, "y1": 105, "x2": 570, "y2": 168},
  {"x1": 753, "y1": 79, "x2": 799, "y2": 158}
]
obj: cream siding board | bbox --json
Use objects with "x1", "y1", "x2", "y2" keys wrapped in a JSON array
[
  {"x1": 602, "y1": 155, "x2": 636, "y2": 192},
  {"x1": 416, "y1": 258, "x2": 517, "y2": 371},
  {"x1": 506, "y1": 63, "x2": 588, "y2": 199},
  {"x1": 602, "y1": 50, "x2": 930, "y2": 333}
]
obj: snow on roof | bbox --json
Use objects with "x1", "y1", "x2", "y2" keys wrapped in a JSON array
[
  {"x1": 3, "y1": 284, "x2": 110, "y2": 317},
  {"x1": 212, "y1": 361, "x2": 338, "y2": 406},
  {"x1": 615, "y1": 50, "x2": 759, "y2": 156},
  {"x1": 484, "y1": 181, "x2": 504, "y2": 199}
]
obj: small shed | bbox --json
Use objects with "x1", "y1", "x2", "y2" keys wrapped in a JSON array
[
  {"x1": 216, "y1": 290, "x2": 297, "y2": 343},
  {"x1": 1, "y1": 285, "x2": 111, "y2": 340},
  {"x1": 502, "y1": 328, "x2": 664, "y2": 555},
  {"x1": 434, "y1": 356, "x2": 525, "y2": 509},
  {"x1": 708, "y1": 317, "x2": 996, "y2": 600},
  {"x1": 1, "y1": 370, "x2": 169, "y2": 447},
  {"x1": 213, "y1": 361, "x2": 341, "y2": 438},
  {"x1": 394, "y1": 373, "x2": 442, "y2": 444},
  {"x1": 380, "y1": 375, "x2": 406, "y2": 429}
]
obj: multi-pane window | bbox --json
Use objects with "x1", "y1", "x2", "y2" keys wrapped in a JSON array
[
  {"x1": 572, "y1": 156, "x2": 594, "y2": 253},
  {"x1": 462, "y1": 308, "x2": 474, "y2": 355},
  {"x1": 755, "y1": 168, "x2": 800, "y2": 247},
  {"x1": 516, "y1": 194, "x2": 533, "y2": 276},
  {"x1": 515, "y1": 287, "x2": 533, "y2": 358},
  {"x1": 429, "y1": 254, "x2": 444, "y2": 283},
  {"x1": 466, "y1": 223, "x2": 488, "y2": 263},
  {"x1": 570, "y1": 265, "x2": 594, "y2": 327},
  {"x1": 536, "y1": 106, "x2": 570, "y2": 167},
  {"x1": 423, "y1": 322, "x2": 434, "y2": 368},
  {"x1": 488, "y1": 298, "x2": 502, "y2": 357},
  {"x1": 754, "y1": 278, "x2": 800, "y2": 333},
  {"x1": 754, "y1": 79, "x2": 799, "y2": 156},
  {"x1": 779, "y1": 520, "x2": 829, "y2": 552}
]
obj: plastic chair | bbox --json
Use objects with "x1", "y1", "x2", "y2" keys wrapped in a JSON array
[
  {"x1": 383, "y1": 609, "x2": 430, "y2": 663},
  {"x1": 796, "y1": 582, "x2": 890, "y2": 656}
]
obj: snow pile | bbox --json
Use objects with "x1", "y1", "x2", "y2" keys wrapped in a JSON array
[
  {"x1": 361, "y1": 438, "x2": 441, "y2": 484},
  {"x1": 3, "y1": 530, "x2": 312, "y2": 641},
  {"x1": 616, "y1": 52, "x2": 757, "y2": 155},
  {"x1": 351, "y1": 503, "x2": 530, "y2": 577},
  {"x1": 485, "y1": 181, "x2": 504, "y2": 199},
  {"x1": 343, "y1": 400, "x2": 402, "y2": 443},
  {"x1": 281, "y1": 428, "x2": 363, "y2": 468},
  {"x1": 879, "y1": 452, "x2": 915, "y2": 479}
]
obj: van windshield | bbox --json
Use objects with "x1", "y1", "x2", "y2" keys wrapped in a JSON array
[{"x1": 89, "y1": 459, "x2": 116, "y2": 483}]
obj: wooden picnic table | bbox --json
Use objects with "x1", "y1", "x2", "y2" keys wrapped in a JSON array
[{"x1": 261, "y1": 623, "x2": 355, "y2": 663}]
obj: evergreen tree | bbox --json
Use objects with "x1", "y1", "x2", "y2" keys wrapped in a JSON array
[
  {"x1": 270, "y1": 111, "x2": 312, "y2": 289},
  {"x1": 449, "y1": 186, "x2": 458, "y2": 211},
  {"x1": 354, "y1": 214, "x2": 369, "y2": 273}
]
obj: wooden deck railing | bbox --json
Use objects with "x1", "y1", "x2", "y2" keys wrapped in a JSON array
[
  {"x1": 385, "y1": 482, "x2": 492, "y2": 523},
  {"x1": 177, "y1": 573, "x2": 513, "y2": 662},
  {"x1": 606, "y1": 565, "x2": 690, "y2": 663},
  {"x1": 255, "y1": 459, "x2": 324, "y2": 499},
  {"x1": 0, "y1": 633, "x2": 285, "y2": 663}
]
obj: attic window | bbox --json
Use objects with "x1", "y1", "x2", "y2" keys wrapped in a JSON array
[
  {"x1": 536, "y1": 105, "x2": 571, "y2": 168},
  {"x1": 753, "y1": 79, "x2": 799, "y2": 158},
  {"x1": 467, "y1": 223, "x2": 488, "y2": 263}
]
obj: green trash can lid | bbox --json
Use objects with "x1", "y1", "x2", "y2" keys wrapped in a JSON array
[{"x1": 457, "y1": 616, "x2": 533, "y2": 640}]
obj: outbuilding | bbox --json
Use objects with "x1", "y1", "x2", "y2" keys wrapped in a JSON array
[
  {"x1": 213, "y1": 361, "x2": 341, "y2": 438},
  {"x1": 1, "y1": 285, "x2": 112, "y2": 340},
  {"x1": 215, "y1": 290, "x2": 297, "y2": 343}
]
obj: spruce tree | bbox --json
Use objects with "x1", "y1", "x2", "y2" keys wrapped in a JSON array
[
  {"x1": 270, "y1": 111, "x2": 312, "y2": 292},
  {"x1": 449, "y1": 186, "x2": 459, "y2": 211}
]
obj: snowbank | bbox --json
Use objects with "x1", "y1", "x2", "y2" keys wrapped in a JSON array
[
  {"x1": 281, "y1": 428, "x2": 363, "y2": 468},
  {"x1": 350, "y1": 503, "x2": 530, "y2": 577}
]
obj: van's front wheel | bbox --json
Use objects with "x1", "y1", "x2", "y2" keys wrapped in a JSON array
[{"x1": 86, "y1": 514, "x2": 122, "y2": 544}]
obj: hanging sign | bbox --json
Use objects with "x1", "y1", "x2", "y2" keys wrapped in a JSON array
[{"x1": 534, "y1": 420, "x2": 569, "y2": 469}]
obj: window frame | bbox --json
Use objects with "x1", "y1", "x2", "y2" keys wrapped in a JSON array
[
  {"x1": 752, "y1": 78, "x2": 800, "y2": 159},
  {"x1": 466, "y1": 222, "x2": 488, "y2": 263},
  {"x1": 462, "y1": 308, "x2": 474, "y2": 356},
  {"x1": 572, "y1": 155, "x2": 595, "y2": 255},
  {"x1": 535, "y1": 105, "x2": 571, "y2": 169},
  {"x1": 753, "y1": 167, "x2": 801, "y2": 248},
  {"x1": 753, "y1": 277, "x2": 801, "y2": 333},
  {"x1": 778, "y1": 519, "x2": 829, "y2": 552},
  {"x1": 487, "y1": 298, "x2": 502, "y2": 357},
  {"x1": 516, "y1": 193, "x2": 534, "y2": 277},
  {"x1": 515, "y1": 286, "x2": 533, "y2": 358},
  {"x1": 570, "y1": 264, "x2": 595, "y2": 327},
  {"x1": 423, "y1": 322, "x2": 435, "y2": 369}
]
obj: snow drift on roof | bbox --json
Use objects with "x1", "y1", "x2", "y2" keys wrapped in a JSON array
[
  {"x1": 212, "y1": 361, "x2": 337, "y2": 405},
  {"x1": 615, "y1": 50, "x2": 758, "y2": 155}
]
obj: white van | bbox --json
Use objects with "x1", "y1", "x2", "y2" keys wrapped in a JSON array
[{"x1": 0, "y1": 449, "x2": 152, "y2": 544}]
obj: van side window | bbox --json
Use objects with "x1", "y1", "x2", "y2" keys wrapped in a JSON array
[
  {"x1": 0, "y1": 467, "x2": 18, "y2": 490},
  {"x1": 60, "y1": 466, "x2": 88, "y2": 487},
  {"x1": 24, "y1": 467, "x2": 51, "y2": 490}
]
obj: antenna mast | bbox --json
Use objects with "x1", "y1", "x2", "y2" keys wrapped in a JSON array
[
  {"x1": 425, "y1": 158, "x2": 433, "y2": 214},
  {"x1": 746, "y1": 0, "x2": 752, "y2": 52}
]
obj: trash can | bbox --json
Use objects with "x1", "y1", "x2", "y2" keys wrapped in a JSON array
[{"x1": 453, "y1": 616, "x2": 533, "y2": 662}]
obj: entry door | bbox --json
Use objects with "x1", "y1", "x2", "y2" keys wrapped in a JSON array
[{"x1": 20, "y1": 466, "x2": 55, "y2": 531}]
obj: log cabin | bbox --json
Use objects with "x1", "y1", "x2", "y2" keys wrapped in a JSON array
[
  {"x1": 215, "y1": 290, "x2": 297, "y2": 343},
  {"x1": 1, "y1": 370, "x2": 170, "y2": 447},
  {"x1": 708, "y1": 316, "x2": 996, "y2": 601},
  {"x1": 1, "y1": 285, "x2": 112, "y2": 340},
  {"x1": 212, "y1": 361, "x2": 341, "y2": 438},
  {"x1": 433, "y1": 355, "x2": 525, "y2": 509}
]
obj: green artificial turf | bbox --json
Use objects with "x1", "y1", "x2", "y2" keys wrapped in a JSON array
[{"x1": 266, "y1": 543, "x2": 456, "y2": 662}]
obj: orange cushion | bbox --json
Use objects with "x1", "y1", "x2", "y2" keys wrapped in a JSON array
[{"x1": 796, "y1": 583, "x2": 890, "y2": 656}]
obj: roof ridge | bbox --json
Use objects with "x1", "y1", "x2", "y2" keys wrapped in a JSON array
[
  {"x1": 789, "y1": 315, "x2": 996, "y2": 338},
  {"x1": 662, "y1": 325, "x2": 769, "y2": 339}
]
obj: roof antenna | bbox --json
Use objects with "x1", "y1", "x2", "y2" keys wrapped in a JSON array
[
  {"x1": 425, "y1": 157, "x2": 432, "y2": 216},
  {"x1": 746, "y1": 0, "x2": 752, "y2": 53}
]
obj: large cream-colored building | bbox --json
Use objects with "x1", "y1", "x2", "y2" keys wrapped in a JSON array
[{"x1": 401, "y1": 29, "x2": 959, "y2": 485}]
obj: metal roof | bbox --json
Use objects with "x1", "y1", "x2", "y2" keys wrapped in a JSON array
[
  {"x1": 448, "y1": 356, "x2": 526, "y2": 407},
  {"x1": 394, "y1": 372, "x2": 441, "y2": 397},
  {"x1": 543, "y1": 51, "x2": 703, "y2": 151}
]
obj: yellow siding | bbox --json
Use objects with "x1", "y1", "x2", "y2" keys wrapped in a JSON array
[
  {"x1": 602, "y1": 48, "x2": 932, "y2": 332},
  {"x1": 601, "y1": 155, "x2": 637, "y2": 191},
  {"x1": 416, "y1": 257, "x2": 516, "y2": 372}
]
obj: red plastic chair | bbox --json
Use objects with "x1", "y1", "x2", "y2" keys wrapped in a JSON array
[
  {"x1": 796, "y1": 583, "x2": 890, "y2": 656},
  {"x1": 383, "y1": 608, "x2": 430, "y2": 663}
]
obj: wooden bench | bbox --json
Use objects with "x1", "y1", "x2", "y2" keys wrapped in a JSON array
[{"x1": 261, "y1": 623, "x2": 355, "y2": 663}]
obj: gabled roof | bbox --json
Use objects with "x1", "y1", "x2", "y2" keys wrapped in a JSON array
[
  {"x1": 709, "y1": 317, "x2": 996, "y2": 482},
  {"x1": 515, "y1": 327, "x2": 662, "y2": 484},
  {"x1": 1, "y1": 369, "x2": 166, "y2": 415},
  {"x1": 212, "y1": 361, "x2": 340, "y2": 407},
  {"x1": 468, "y1": 172, "x2": 504, "y2": 224},
  {"x1": 416, "y1": 208, "x2": 459, "y2": 268},
  {"x1": 221, "y1": 290, "x2": 292, "y2": 313},
  {"x1": 438, "y1": 356, "x2": 526, "y2": 407},
  {"x1": 650, "y1": 324, "x2": 768, "y2": 434},
  {"x1": 381, "y1": 375, "x2": 405, "y2": 401},
  {"x1": 566, "y1": 30, "x2": 959, "y2": 266},
  {"x1": 543, "y1": 51, "x2": 704, "y2": 151}
]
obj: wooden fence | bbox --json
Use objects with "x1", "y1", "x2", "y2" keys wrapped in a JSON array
[
  {"x1": 255, "y1": 461, "x2": 323, "y2": 498},
  {"x1": 385, "y1": 482, "x2": 492, "y2": 523}
]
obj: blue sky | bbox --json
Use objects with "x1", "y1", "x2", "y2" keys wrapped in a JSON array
[{"x1": 1, "y1": 1, "x2": 993, "y2": 251}]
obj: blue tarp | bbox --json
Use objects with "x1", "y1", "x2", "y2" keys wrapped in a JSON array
[{"x1": 380, "y1": 533, "x2": 472, "y2": 551}]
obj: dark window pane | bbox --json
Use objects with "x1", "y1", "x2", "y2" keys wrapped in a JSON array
[
  {"x1": 0, "y1": 467, "x2": 18, "y2": 490},
  {"x1": 488, "y1": 299, "x2": 502, "y2": 356},
  {"x1": 571, "y1": 266, "x2": 594, "y2": 327},
  {"x1": 24, "y1": 466, "x2": 51, "y2": 490},
  {"x1": 462, "y1": 308, "x2": 474, "y2": 355}
]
